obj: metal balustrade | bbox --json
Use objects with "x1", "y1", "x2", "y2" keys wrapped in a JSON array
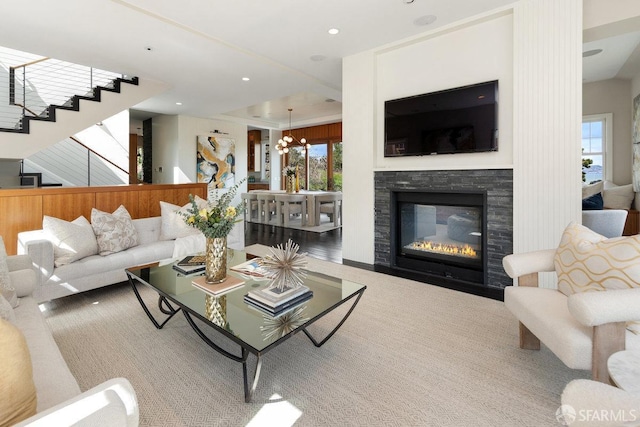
[{"x1": 0, "y1": 46, "x2": 132, "y2": 131}]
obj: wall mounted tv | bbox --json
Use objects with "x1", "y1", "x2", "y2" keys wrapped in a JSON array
[{"x1": 384, "y1": 81, "x2": 498, "y2": 157}]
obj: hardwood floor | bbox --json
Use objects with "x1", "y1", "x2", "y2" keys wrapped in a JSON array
[{"x1": 244, "y1": 222, "x2": 342, "y2": 264}]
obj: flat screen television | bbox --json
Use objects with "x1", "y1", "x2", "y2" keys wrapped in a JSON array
[{"x1": 384, "y1": 81, "x2": 498, "y2": 157}]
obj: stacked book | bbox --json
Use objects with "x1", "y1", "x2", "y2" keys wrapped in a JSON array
[{"x1": 244, "y1": 284, "x2": 313, "y2": 316}]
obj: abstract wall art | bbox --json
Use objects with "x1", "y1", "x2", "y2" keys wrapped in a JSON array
[{"x1": 197, "y1": 135, "x2": 236, "y2": 189}]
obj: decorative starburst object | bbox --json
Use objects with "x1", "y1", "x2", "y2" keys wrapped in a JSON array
[
  {"x1": 259, "y1": 239, "x2": 307, "y2": 291},
  {"x1": 260, "y1": 306, "x2": 309, "y2": 340}
]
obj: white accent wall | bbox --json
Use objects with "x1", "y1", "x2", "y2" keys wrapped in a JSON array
[{"x1": 343, "y1": 0, "x2": 583, "y2": 284}]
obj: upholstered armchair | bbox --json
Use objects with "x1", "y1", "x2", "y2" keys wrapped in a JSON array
[
  {"x1": 581, "y1": 209, "x2": 628, "y2": 238},
  {"x1": 503, "y1": 248, "x2": 640, "y2": 382}
]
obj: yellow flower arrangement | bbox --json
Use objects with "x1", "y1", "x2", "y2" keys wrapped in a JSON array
[{"x1": 183, "y1": 178, "x2": 246, "y2": 239}]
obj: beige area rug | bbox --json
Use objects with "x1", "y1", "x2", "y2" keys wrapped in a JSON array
[
  {"x1": 249, "y1": 214, "x2": 341, "y2": 233},
  {"x1": 43, "y1": 245, "x2": 588, "y2": 427}
]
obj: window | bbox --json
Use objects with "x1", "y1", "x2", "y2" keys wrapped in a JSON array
[
  {"x1": 285, "y1": 140, "x2": 342, "y2": 191},
  {"x1": 582, "y1": 113, "x2": 612, "y2": 183}
]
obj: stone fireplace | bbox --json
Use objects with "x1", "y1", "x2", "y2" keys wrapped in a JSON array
[{"x1": 374, "y1": 169, "x2": 513, "y2": 300}]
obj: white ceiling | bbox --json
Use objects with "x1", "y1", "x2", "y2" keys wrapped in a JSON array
[{"x1": 0, "y1": 0, "x2": 638, "y2": 130}]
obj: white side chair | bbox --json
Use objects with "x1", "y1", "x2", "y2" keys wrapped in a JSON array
[
  {"x1": 241, "y1": 193, "x2": 259, "y2": 222},
  {"x1": 315, "y1": 192, "x2": 342, "y2": 226},
  {"x1": 275, "y1": 194, "x2": 307, "y2": 227},
  {"x1": 256, "y1": 193, "x2": 278, "y2": 224}
]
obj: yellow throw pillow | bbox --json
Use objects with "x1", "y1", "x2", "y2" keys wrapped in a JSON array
[
  {"x1": 0, "y1": 319, "x2": 37, "y2": 426},
  {"x1": 555, "y1": 222, "x2": 640, "y2": 295}
]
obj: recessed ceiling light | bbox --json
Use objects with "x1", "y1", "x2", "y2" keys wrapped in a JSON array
[
  {"x1": 144, "y1": 46, "x2": 153, "y2": 51},
  {"x1": 328, "y1": 28, "x2": 340, "y2": 35},
  {"x1": 310, "y1": 54, "x2": 326, "y2": 62},
  {"x1": 176, "y1": 102, "x2": 182, "y2": 106},
  {"x1": 242, "y1": 77, "x2": 250, "y2": 81},
  {"x1": 414, "y1": 15, "x2": 437, "y2": 26},
  {"x1": 582, "y1": 49, "x2": 603, "y2": 58},
  {"x1": 325, "y1": 98, "x2": 336, "y2": 103}
]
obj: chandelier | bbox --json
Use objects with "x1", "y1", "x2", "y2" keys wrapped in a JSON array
[{"x1": 276, "y1": 108, "x2": 310, "y2": 155}]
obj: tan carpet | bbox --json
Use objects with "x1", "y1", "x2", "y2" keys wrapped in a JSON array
[{"x1": 42, "y1": 245, "x2": 588, "y2": 426}]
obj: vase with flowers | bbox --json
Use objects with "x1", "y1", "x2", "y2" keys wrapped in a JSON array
[
  {"x1": 183, "y1": 178, "x2": 246, "y2": 283},
  {"x1": 282, "y1": 165, "x2": 297, "y2": 193}
]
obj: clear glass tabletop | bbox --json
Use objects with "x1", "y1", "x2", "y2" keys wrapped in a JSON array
[{"x1": 126, "y1": 250, "x2": 366, "y2": 354}]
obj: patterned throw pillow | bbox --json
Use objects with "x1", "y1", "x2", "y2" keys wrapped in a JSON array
[
  {"x1": 91, "y1": 205, "x2": 139, "y2": 256},
  {"x1": 43, "y1": 215, "x2": 99, "y2": 267},
  {"x1": 0, "y1": 236, "x2": 18, "y2": 308},
  {"x1": 0, "y1": 294, "x2": 15, "y2": 323},
  {"x1": 555, "y1": 222, "x2": 640, "y2": 332}
]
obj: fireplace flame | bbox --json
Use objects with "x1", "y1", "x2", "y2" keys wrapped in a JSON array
[{"x1": 409, "y1": 241, "x2": 478, "y2": 258}]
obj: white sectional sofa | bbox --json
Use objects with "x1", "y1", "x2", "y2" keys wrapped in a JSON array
[
  {"x1": 4, "y1": 253, "x2": 138, "y2": 426},
  {"x1": 17, "y1": 216, "x2": 176, "y2": 303}
]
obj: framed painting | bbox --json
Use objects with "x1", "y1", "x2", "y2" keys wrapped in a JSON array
[
  {"x1": 634, "y1": 94, "x2": 640, "y2": 191},
  {"x1": 197, "y1": 135, "x2": 235, "y2": 189}
]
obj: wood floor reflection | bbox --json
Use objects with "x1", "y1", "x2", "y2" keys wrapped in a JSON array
[{"x1": 244, "y1": 222, "x2": 342, "y2": 264}]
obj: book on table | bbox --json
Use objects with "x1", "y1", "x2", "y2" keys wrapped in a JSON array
[
  {"x1": 244, "y1": 289, "x2": 313, "y2": 316},
  {"x1": 172, "y1": 263, "x2": 206, "y2": 275},
  {"x1": 247, "y1": 284, "x2": 311, "y2": 307},
  {"x1": 230, "y1": 258, "x2": 271, "y2": 278},
  {"x1": 177, "y1": 255, "x2": 206, "y2": 266},
  {"x1": 191, "y1": 275, "x2": 245, "y2": 296}
]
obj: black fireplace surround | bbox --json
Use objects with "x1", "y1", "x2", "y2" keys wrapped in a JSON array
[{"x1": 374, "y1": 169, "x2": 513, "y2": 300}]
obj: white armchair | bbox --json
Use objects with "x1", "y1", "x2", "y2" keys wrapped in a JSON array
[
  {"x1": 502, "y1": 250, "x2": 640, "y2": 382},
  {"x1": 581, "y1": 209, "x2": 628, "y2": 238},
  {"x1": 561, "y1": 379, "x2": 640, "y2": 427}
]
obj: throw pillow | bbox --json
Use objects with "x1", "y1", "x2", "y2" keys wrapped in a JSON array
[
  {"x1": 582, "y1": 181, "x2": 604, "y2": 200},
  {"x1": 0, "y1": 236, "x2": 18, "y2": 308},
  {"x1": 555, "y1": 222, "x2": 640, "y2": 295},
  {"x1": 43, "y1": 215, "x2": 99, "y2": 267},
  {"x1": 603, "y1": 184, "x2": 634, "y2": 210},
  {"x1": 581, "y1": 192, "x2": 603, "y2": 210},
  {"x1": 0, "y1": 294, "x2": 15, "y2": 323},
  {"x1": 0, "y1": 319, "x2": 37, "y2": 426},
  {"x1": 159, "y1": 201, "x2": 200, "y2": 241},
  {"x1": 91, "y1": 205, "x2": 139, "y2": 256}
]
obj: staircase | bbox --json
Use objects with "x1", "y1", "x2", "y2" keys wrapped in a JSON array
[
  {"x1": 4, "y1": 74, "x2": 139, "y2": 135},
  {"x1": 0, "y1": 47, "x2": 168, "y2": 160}
]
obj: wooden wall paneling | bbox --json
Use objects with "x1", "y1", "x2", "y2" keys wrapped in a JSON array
[
  {"x1": 95, "y1": 191, "x2": 140, "y2": 218},
  {"x1": 42, "y1": 193, "x2": 96, "y2": 222},
  {"x1": 0, "y1": 183, "x2": 208, "y2": 255},
  {"x1": 328, "y1": 122, "x2": 342, "y2": 140},
  {"x1": 1, "y1": 195, "x2": 42, "y2": 255}
]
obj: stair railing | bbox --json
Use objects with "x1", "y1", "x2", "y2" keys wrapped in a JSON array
[{"x1": 5, "y1": 52, "x2": 129, "y2": 130}]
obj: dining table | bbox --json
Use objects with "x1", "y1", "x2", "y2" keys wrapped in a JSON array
[{"x1": 245, "y1": 190, "x2": 339, "y2": 227}]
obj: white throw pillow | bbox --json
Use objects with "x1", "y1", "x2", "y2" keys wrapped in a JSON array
[
  {"x1": 159, "y1": 201, "x2": 200, "y2": 241},
  {"x1": 0, "y1": 236, "x2": 18, "y2": 308},
  {"x1": 603, "y1": 184, "x2": 634, "y2": 210},
  {"x1": 43, "y1": 215, "x2": 99, "y2": 267},
  {"x1": 582, "y1": 181, "x2": 604, "y2": 199},
  {"x1": 91, "y1": 205, "x2": 139, "y2": 256},
  {"x1": 172, "y1": 233, "x2": 206, "y2": 259}
]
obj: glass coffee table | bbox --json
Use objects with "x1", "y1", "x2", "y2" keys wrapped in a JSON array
[{"x1": 125, "y1": 250, "x2": 366, "y2": 402}]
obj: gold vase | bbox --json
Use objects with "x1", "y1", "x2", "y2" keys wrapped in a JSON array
[
  {"x1": 205, "y1": 237, "x2": 227, "y2": 284},
  {"x1": 204, "y1": 294, "x2": 227, "y2": 328},
  {"x1": 286, "y1": 175, "x2": 295, "y2": 193}
]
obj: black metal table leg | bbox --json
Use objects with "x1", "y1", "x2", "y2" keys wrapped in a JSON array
[
  {"x1": 302, "y1": 288, "x2": 365, "y2": 347},
  {"x1": 127, "y1": 273, "x2": 181, "y2": 329},
  {"x1": 182, "y1": 311, "x2": 263, "y2": 402}
]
